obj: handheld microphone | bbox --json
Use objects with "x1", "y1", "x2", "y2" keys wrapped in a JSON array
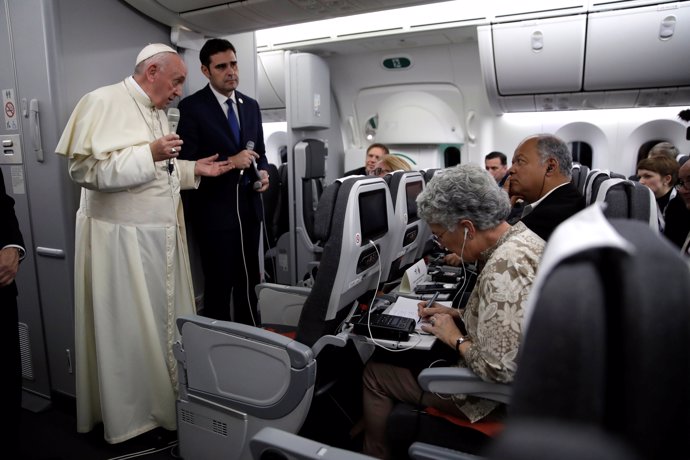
[
  {"x1": 167, "y1": 108, "x2": 180, "y2": 174},
  {"x1": 245, "y1": 140, "x2": 262, "y2": 191}
]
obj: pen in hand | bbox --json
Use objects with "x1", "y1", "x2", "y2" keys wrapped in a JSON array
[{"x1": 419, "y1": 291, "x2": 440, "y2": 322}]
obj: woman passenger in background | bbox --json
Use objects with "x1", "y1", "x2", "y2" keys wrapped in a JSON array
[
  {"x1": 637, "y1": 155, "x2": 679, "y2": 234},
  {"x1": 361, "y1": 164, "x2": 545, "y2": 459},
  {"x1": 373, "y1": 155, "x2": 412, "y2": 177}
]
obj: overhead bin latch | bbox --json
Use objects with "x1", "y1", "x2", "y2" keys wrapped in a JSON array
[
  {"x1": 659, "y1": 15, "x2": 676, "y2": 41},
  {"x1": 531, "y1": 30, "x2": 544, "y2": 52}
]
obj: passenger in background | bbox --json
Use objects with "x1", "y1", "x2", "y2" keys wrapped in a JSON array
[
  {"x1": 361, "y1": 164, "x2": 545, "y2": 459},
  {"x1": 648, "y1": 141, "x2": 681, "y2": 162},
  {"x1": 636, "y1": 155, "x2": 679, "y2": 233},
  {"x1": 373, "y1": 155, "x2": 411, "y2": 177},
  {"x1": 55, "y1": 43, "x2": 233, "y2": 444},
  {"x1": 629, "y1": 141, "x2": 680, "y2": 181},
  {"x1": 673, "y1": 160, "x2": 690, "y2": 256},
  {"x1": 484, "y1": 151, "x2": 508, "y2": 184},
  {"x1": 345, "y1": 143, "x2": 389, "y2": 176},
  {"x1": 501, "y1": 169, "x2": 526, "y2": 226},
  {"x1": 177, "y1": 38, "x2": 269, "y2": 326},
  {"x1": 0, "y1": 168, "x2": 25, "y2": 449},
  {"x1": 507, "y1": 134, "x2": 585, "y2": 241}
]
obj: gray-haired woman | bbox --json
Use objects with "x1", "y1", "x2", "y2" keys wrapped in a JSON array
[{"x1": 362, "y1": 164, "x2": 545, "y2": 459}]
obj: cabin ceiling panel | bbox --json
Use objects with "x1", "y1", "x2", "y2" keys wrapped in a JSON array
[
  {"x1": 264, "y1": 26, "x2": 477, "y2": 57},
  {"x1": 124, "y1": 0, "x2": 447, "y2": 36}
]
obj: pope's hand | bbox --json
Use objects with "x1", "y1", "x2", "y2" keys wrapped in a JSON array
[{"x1": 194, "y1": 154, "x2": 234, "y2": 177}]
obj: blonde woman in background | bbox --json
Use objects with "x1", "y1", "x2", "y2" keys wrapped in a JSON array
[{"x1": 374, "y1": 155, "x2": 412, "y2": 176}]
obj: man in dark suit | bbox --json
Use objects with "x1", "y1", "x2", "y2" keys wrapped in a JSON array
[
  {"x1": 344, "y1": 143, "x2": 389, "y2": 176},
  {"x1": 1, "y1": 168, "x2": 26, "y2": 444},
  {"x1": 178, "y1": 38, "x2": 269, "y2": 325},
  {"x1": 508, "y1": 134, "x2": 586, "y2": 241}
]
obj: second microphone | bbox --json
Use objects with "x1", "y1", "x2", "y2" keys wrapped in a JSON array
[{"x1": 244, "y1": 140, "x2": 262, "y2": 191}]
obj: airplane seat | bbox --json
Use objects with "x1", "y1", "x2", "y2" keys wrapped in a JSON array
[
  {"x1": 570, "y1": 162, "x2": 590, "y2": 196},
  {"x1": 583, "y1": 169, "x2": 612, "y2": 205},
  {"x1": 416, "y1": 168, "x2": 444, "y2": 260},
  {"x1": 174, "y1": 316, "x2": 317, "y2": 460},
  {"x1": 421, "y1": 168, "x2": 443, "y2": 184},
  {"x1": 261, "y1": 163, "x2": 282, "y2": 246},
  {"x1": 267, "y1": 139, "x2": 327, "y2": 286},
  {"x1": 404, "y1": 204, "x2": 690, "y2": 460},
  {"x1": 467, "y1": 420, "x2": 640, "y2": 460},
  {"x1": 250, "y1": 427, "x2": 376, "y2": 460},
  {"x1": 294, "y1": 175, "x2": 396, "y2": 347},
  {"x1": 258, "y1": 176, "x2": 396, "y2": 344},
  {"x1": 379, "y1": 170, "x2": 427, "y2": 286},
  {"x1": 593, "y1": 177, "x2": 658, "y2": 230},
  {"x1": 174, "y1": 178, "x2": 397, "y2": 459},
  {"x1": 276, "y1": 162, "x2": 290, "y2": 239},
  {"x1": 262, "y1": 163, "x2": 290, "y2": 283},
  {"x1": 483, "y1": 208, "x2": 690, "y2": 460}
]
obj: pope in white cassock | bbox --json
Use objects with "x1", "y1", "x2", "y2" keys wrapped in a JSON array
[{"x1": 55, "y1": 44, "x2": 234, "y2": 444}]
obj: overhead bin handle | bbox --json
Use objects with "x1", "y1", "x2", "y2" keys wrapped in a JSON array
[
  {"x1": 659, "y1": 15, "x2": 676, "y2": 40},
  {"x1": 531, "y1": 31, "x2": 544, "y2": 52}
]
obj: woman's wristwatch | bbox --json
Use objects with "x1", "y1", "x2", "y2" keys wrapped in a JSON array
[{"x1": 455, "y1": 335, "x2": 469, "y2": 353}]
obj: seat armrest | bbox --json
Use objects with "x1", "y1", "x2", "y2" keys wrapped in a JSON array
[
  {"x1": 418, "y1": 367, "x2": 512, "y2": 404},
  {"x1": 311, "y1": 331, "x2": 349, "y2": 357},
  {"x1": 250, "y1": 427, "x2": 375, "y2": 460},
  {"x1": 408, "y1": 441, "x2": 485, "y2": 460}
]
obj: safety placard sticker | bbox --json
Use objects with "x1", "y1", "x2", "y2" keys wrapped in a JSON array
[{"x1": 3, "y1": 88, "x2": 18, "y2": 130}]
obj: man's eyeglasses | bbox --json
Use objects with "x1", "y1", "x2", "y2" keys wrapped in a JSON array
[{"x1": 677, "y1": 178, "x2": 690, "y2": 190}]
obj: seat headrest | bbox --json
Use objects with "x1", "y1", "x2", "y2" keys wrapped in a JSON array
[{"x1": 522, "y1": 204, "x2": 634, "y2": 335}]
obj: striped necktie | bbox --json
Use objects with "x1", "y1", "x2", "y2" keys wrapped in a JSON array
[{"x1": 226, "y1": 98, "x2": 240, "y2": 144}]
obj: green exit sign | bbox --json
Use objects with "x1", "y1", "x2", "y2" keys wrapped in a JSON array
[{"x1": 382, "y1": 57, "x2": 411, "y2": 70}]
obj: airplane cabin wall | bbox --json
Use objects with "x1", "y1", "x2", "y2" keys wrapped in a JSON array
[
  {"x1": 487, "y1": 108, "x2": 689, "y2": 175},
  {"x1": 325, "y1": 40, "x2": 486, "y2": 174},
  {"x1": 316, "y1": 20, "x2": 690, "y2": 178},
  {"x1": 10, "y1": 0, "x2": 173, "y2": 399}
]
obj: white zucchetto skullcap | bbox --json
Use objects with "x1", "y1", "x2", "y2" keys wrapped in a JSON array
[{"x1": 135, "y1": 43, "x2": 177, "y2": 65}]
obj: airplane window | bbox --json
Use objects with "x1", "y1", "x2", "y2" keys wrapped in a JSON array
[
  {"x1": 636, "y1": 139, "x2": 667, "y2": 164},
  {"x1": 444, "y1": 146, "x2": 461, "y2": 167},
  {"x1": 569, "y1": 141, "x2": 592, "y2": 168}
]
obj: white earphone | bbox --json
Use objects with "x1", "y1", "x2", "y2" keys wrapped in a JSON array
[{"x1": 464, "y1": 227, "x2": 469, "y2": 238}]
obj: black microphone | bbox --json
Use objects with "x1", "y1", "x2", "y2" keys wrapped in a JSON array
[
  {"x1": 244, "y1": 140, "x2": 262, "y2": 191},
  {"x1": 167, "y1": 108, "x2": 180, "y2": 175}
]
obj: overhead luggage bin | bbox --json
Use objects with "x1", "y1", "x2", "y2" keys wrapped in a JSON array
[
  {"x1": 492, "y1": 15, "x2": 586, "y2": 95},
  {"x1": 584, "y1": 1, "x2": 690, "y2": 91}
]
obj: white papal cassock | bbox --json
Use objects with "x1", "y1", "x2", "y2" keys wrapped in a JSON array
[{"x1": 56, "y1": 77, "x2": 198, "y2": 443}]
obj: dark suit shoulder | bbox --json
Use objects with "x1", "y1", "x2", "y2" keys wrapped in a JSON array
[
  {"x1": 521, "y1": 183, "x2": 586, "y2": 240},
  {"x1": 664, "y1": 195, "x2": 690, "y2": 249},
  {"x1": 344, "y1": 166, "x2": 367, "y2": 177},
  {"x1": 179, "y1": 84, "x2": 215, "y2": 109},
  {"x1": 234, "y1": 90, "x2": 259, "y2": 106}
]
